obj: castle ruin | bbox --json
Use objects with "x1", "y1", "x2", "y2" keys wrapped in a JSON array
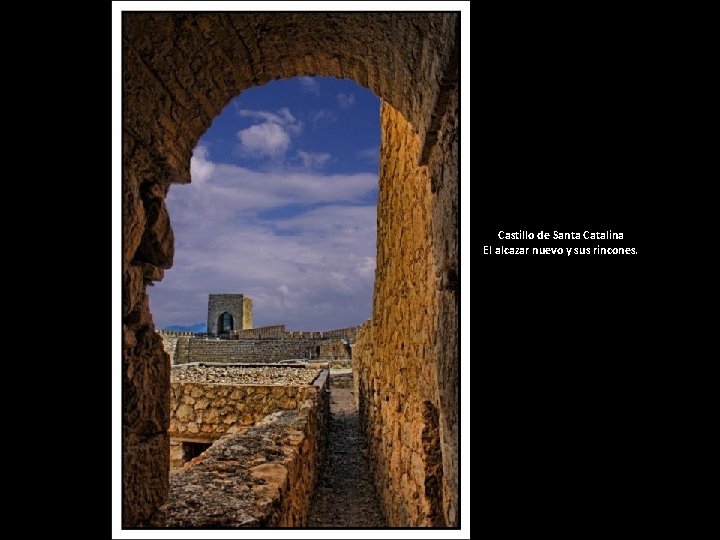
[
  {"x1": 160, "y1": 293, "x2": 356, "y2": 366},
  {"x1": 122, "y1": 12, "x2": 458, "y2": 528},
  {"x1": 207, "y1": 293, "x2": 253, "y2": 336}
]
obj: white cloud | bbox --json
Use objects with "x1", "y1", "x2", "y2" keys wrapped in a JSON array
[
  {"x1": 236, "y1": 107, "x2": 304, "y2": 159},
  {"x1": 298, "y1": 76, "x2": 320, "y2": 95},
  {"x1": 148, "y1": 150, "x2": 379, "y2": 330},
  {"x1": 297, "y1": 150, "x2": 331, "y2": 169},
  {"x1": 310, "y1": 109, "x2": 337, "y2": 127},
  {"x1": 337, "y1": 93, "x2": 356, "y2": 108},
  {"x1": 356, "y1": 146, "x2": 379, "y2": 163},
  {"x1": 190, "y1": 145, "x2": 215, "y2": 184},
  {"x1": 238, "y1": 107, "x2": 294, "y2": 125},
  {"x1": 237, "y1": 123, "x2": 291, "y2": 158}
]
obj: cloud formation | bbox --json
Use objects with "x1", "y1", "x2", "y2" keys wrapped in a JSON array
[
  {"x1": 237, "y1": 123, "x2": 290, "y2": 158},
  {"x1": 296, "y1": 150, "x2": 331, "y2": 169},
  {"x1": 190, "y1": 145, "x2": 215, "y2": 184},
  {"x1": 149, "y1": 149, "x2": 378, "y2": 331},
  {"x1": 236, "y1": 108, "x2": 303, "y2": 158},
  {"x1": 337, "y1": 93, "x2": 356, "y2": 108},
  {"x1": 310, "y1": 109, "x2": 337, "y2": 127},
  {"x1": 356, "y1": 146, "x2": 379, "y2": 164},
  {"x1": 298, "y1": 76, "x2": 320, "y2": 95}
]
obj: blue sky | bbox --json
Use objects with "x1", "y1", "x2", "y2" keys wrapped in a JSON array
[{"x1": 148, "y1": 76, "x2": 380, "y2": 330}]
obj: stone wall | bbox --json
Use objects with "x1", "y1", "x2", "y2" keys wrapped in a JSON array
[
  {"x1": 158, "y1": 329, "x2": 195, "y2": 337},
  {"x1": 207, "y1": 294, "x2": 252, "y2": 335},
  {"x1": 171, "y1": 338, "x2": 318, "y2": 364},
  {"x1": 243, "y1": 297, "x2": 253, "y2": 330},
  {"x1": 159, "y1": 333, "x2": 179, "y2": 360},
  {"x1": 317, "y1": 339, "x2": 352, "y2": 360},
  {"x1": 234, "y1": 325, "x2": 286, "y2": 338},
  {"x1": 232, "y1": 325, "x2": 360, "y2": 340},
  {"x1": 321, "y1": 326, "x2": 360, "y2": 340},
  {"x1": 163, "y1": 372, "x2": 330, "y2": 527},
  {"x1": 425, "y1": 45, "x2": 459, "y2": 527},
  {"x1": 163, "y1": 336, "x2": 355, "y2": 364},
  {"x1": 159, "y1": 334, "x2": 190, "y2": 365},
  {"x1": 354, "y1": 93, "x2": 457, "y2": 526},
  {"x1": 122, "y1": 12, "x2": 458, "y2": 526},
  {"x1": 169, "y1": 379, "x2": 321, "y2": 441}
]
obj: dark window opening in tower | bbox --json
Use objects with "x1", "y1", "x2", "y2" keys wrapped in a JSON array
[{"x1": 219, "y1": 312, "x2": 234, "y2": 333}]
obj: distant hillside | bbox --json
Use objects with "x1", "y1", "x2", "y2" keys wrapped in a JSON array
[{"x1": 162, "y1": 322, "x2": 206, "y2": 333}]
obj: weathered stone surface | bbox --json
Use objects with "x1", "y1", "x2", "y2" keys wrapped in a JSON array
[
  {"x1": 426, "y1": 64, "x2": 459, "y2": 527},
  {"x1": 172, "y1": 365, "x2": 320, "y2": 385},
  {"x1": 307, "y1": 374, "x2": 386, "y2": 527},
  {"x1": 207, "y1": 294, "x2": 252, "y2": 335},
  {"x1": 169, "y1": 367, "x2": 322, "y2": 443},
  {"x1": 164, "y1": 372, "x2": 329, "y2": 527},
  {"x1": 122, "y1": 265, "x2": 144, "y2": 318},
  {"x1": 122, "y1": 12, "x2": 458, "y2": 526},
  {"x1": 163, "y1": 336, "x2": 325, "y2": 364},
  {"x1": 123, "y1": 432, "x2": 169, "y2": 527},
  {"x1": 134, "y1": 196, "x2": 173, "y2": 268},
  {"x1": 160, "y1": 334, "x2": 355, "y2": 365},
  {"x1": 123, "y1": 317, "x2": 170, "y2": 436},
  {"x1": 354, "y1": 100, "x2": 457, "y2": 527}
]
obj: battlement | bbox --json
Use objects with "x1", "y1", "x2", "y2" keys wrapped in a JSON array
[
  {"x1": 158, "y1": 330, "x2": 197, "y2": 337},
  {"x1": 232, "y1": 325, "x2": 360, "y2": 341},
  {"x1": 233, "y1": 325, "x2": 286, "y2": 338}
]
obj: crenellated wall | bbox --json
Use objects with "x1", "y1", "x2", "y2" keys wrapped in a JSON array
[
  {"x1": 160, "y1": 333, "x2": 354, "y2": 365},
  {"x1": 234, "y1": 325, "x2": 286, "y2": 338}
]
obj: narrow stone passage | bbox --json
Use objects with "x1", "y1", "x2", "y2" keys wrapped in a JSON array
[{"x1": 308, "y1": 371, "x2": 386, "y2": 527}]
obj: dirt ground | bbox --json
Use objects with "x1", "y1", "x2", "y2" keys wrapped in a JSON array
[{"x1": 307, "y1": 371, "x2": 386, "y2": 527}]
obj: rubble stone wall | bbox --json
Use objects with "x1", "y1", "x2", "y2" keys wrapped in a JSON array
[
  {"x1": 317, "y1": 339, "x2": 352, "y2": 360},
  {"x1": 163, "y1": 371, "x2": 330, "y2": 527},
  {"x1": 169, "y1": 381, "x2": 321, "y2": 440},
  {"x1": 176, "y1": 338, "x2": 318, "y2": 364},
  {"x1": 354, "y1": 88, "x2": 457, "y2": 527}
]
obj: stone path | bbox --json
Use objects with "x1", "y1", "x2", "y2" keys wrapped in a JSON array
[{"x1": 307, "y1": 372, "x2": 387, "y2": 527}]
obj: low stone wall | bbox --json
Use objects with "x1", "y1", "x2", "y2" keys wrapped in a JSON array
[
  {"x1": 172, "y1": 338, "x2": 318, "y2": 364},
  {"x1": 169, "y1": 377, "x2": 320, "y2": 441},
  {"x1": 163, "y1": 371, "x2": 330, "y2": 527},
  {"x1": 161, "y1": 333, "x2": 357, "y2": 365}
]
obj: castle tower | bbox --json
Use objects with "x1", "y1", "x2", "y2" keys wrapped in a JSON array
[{"x1": 207, "y1": 294, "x2": 253, "y2": 336}]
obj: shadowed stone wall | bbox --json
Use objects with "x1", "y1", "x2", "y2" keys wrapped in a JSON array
[
  {"x1": 122, "y1": 12, "x2": 458, "y2": 526},
  {"x1": 165, "y1": 371, "x2": 330, "y2": 527},
  {"x1": 354, "y1": 100, "x2": 457, "y2": 526}
]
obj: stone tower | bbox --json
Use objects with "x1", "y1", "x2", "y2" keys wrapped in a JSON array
[{"x1": 207, "y1": 294, "x2": 253, "y2": 336}]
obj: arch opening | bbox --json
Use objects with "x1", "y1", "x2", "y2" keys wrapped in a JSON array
[
  {"x1": 217, "y1": 312, "x2": 233, "y2": 334},
  {"x1": 149, "y1": 76, "x2": 381, "y2": 336}
]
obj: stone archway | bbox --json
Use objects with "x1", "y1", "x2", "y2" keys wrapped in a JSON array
[{"x1": 122, "y1": 12, "x2": 458, "y2": 527}]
